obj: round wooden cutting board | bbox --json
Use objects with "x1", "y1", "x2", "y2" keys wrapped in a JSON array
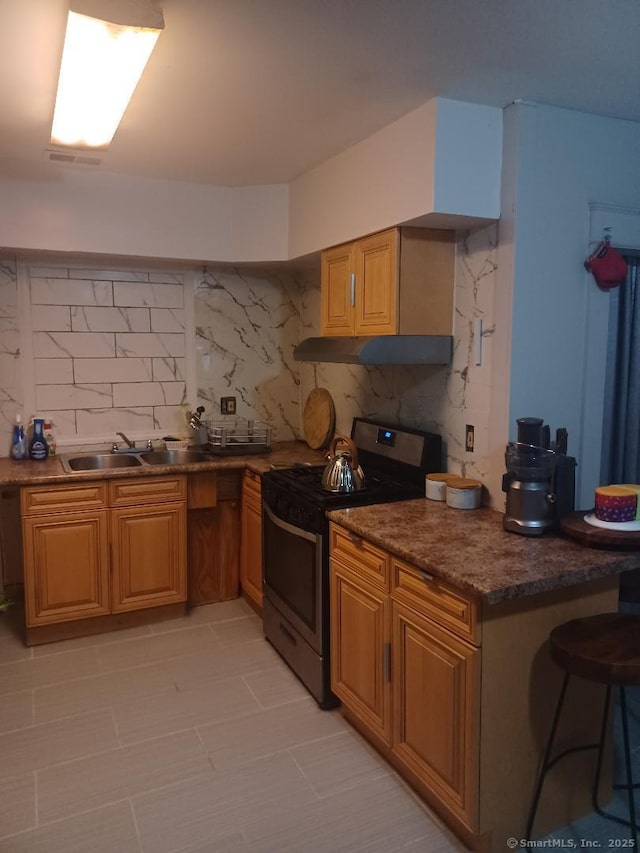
[
  {"x1": 302, "y1": 388, "x2": 335, "y2": 450},
  {"x1": 561, "y1": 511, "x2": 640, "y2": 549}
]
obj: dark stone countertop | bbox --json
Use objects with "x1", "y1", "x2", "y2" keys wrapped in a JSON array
[
  {"x1": 327, "y1": 499, "x2": 640, "y2": 605},
  {"x1": 0, "y1": 441, "x2": 327, "y2": 488}
]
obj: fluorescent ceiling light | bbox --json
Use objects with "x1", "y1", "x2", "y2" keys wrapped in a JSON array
[{"x1": 51, "y1": 3, "x2": 163, "y2": 149}]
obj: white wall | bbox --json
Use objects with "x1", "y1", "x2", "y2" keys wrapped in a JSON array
[
  {"x1": 0, "y1": 166, "x2": 289, "y2": 263},
  {"x1": 501, "y1": 103, "x2": 640, "y2": 508},
  {"x1": 0, "y1": 98, "x2": 500, "y2": 264},
  {"x1": 288, "y1": 99, "x2": 502, "y2": 258}
]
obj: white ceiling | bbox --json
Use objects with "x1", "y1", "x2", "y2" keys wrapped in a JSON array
[{"x1": 1, "y1": 0, "x2": 639, "y2": 187}]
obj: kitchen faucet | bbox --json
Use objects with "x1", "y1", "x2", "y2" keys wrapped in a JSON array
[{"x1": 116, "y1": 431, "x2": 135, "y2": 448}]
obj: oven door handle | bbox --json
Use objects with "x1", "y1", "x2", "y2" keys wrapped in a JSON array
[{"x1": 263, "y1": 502, "x2": 318, "y2": 543}]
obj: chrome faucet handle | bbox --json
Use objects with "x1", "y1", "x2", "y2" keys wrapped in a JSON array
[
  {"x1": 116, "y1": 431, "x2": 135, "y2": 449},
  {"x1": 111, "y1": 443, "x2": 118, "y2": 453},
  {"x1": 146, "y1": 439, "x2": 153, "y2": 450}
]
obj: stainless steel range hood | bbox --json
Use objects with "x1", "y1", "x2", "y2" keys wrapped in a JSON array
[{"x1": 293, "y1": 335, "x2": 452, "y2": 365}]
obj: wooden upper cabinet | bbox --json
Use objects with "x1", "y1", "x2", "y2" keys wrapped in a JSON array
[
  {"x1": 320, "y1": 227, "x2": 454, "y2": 337},
  {"x1": 321, "y1": 243, "x2": 355, "y2": 335}
]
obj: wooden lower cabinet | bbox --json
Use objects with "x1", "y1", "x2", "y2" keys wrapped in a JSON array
[
  {"x1": 330, "y1": 561, "x2": 391, "y2": 744},
  {"x1": 392, "y1": 600, "x2": 478, "y2": 829},
  {"x1": 23, "y1": 509, "x2": 110, "y2": 626},
  {"x1": 111, "y1": 502, "x2": 186, "y2": 611},
  {"x1": 21, "y1": 477, "x2": 187, "y2": 639},
  {"x1": 330, "y1": 522, "x2": 621, "y2": 850},
  {"x1": 240, "y1": 470, "x2": 263, "y2": 611}
]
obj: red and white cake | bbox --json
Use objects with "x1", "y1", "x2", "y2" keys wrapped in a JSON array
[{"x1": 594, "y1": 485, "x2": 640, "y2": 522}]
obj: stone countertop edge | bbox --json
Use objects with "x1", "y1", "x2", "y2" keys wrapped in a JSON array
[
  {"x1": 327, "y1": 499, "x2": 640, "y2": 605},
  {"x1": 0, "y1": 441, "x2": 327, "y2": 488}
]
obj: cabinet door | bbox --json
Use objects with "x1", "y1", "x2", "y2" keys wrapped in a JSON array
[
  {"x1": 355, "y1": 228, "x2": 398, "y2": 335},
  {"x1": 111, "y1": 502, "x2": 186, "y2": 612},
  {"x1": 392, "y1": 601, "x2": 478, "y2": 829},
  {"x1": 23, "y1": 510, "x2": 110, "y2": 626},
  {"x1": 240, "y1": 478, "x2": 263, "y2": 610},
  {"x1": 321, "y1": 242, "x2": 355, "y2": 335},
  {"x1": 330, "y1": 560, "x2": 391, "y2": 744}
]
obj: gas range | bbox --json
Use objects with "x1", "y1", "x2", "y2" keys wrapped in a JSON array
[{"x1": 260, "y1": 417, "x2": 442, "y2": 709}]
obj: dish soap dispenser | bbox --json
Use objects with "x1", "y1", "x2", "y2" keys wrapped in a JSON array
[
  {"x1": 10, "y1": 413, "x2": 27, "y2": 460},
  {"x1": 29, "y1": 418, "x2": 49, "y2": 461}
]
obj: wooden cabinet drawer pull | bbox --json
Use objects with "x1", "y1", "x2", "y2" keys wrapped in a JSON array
[{"x1": 348, "y1": 532, "x2": 363, "y2": 547}]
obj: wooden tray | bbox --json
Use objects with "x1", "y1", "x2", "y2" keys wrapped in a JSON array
[
  {"x1": 302, "y1": 388, "x2": 335, "y2": 450},
  {"x1": 561, "y1": 511, "x2": 640, "y2": 549}
]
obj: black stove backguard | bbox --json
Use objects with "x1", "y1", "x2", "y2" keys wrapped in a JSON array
[{"x1": 261, "y1": 417, "x2": 442, "y2": 709}]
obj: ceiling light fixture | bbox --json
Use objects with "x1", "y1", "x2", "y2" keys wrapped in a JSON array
[{"x1": 51, "y1": 0, "x2": 164, "y2": 150}]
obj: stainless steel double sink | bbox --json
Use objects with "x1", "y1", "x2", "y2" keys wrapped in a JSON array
[{"x1": 60, "y1": 448, "x2": 214, "y2": 473}]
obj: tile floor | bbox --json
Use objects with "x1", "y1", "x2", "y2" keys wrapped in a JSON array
[{"x1": 0, "y1": 599, "x2": 464, "y2": 853}]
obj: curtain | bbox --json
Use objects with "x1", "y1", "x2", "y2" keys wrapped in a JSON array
[
  {"x1": 601, "y1": 256, "x2": 640, "y2": 605},
  {"x1": 601, "y1": 256, "x2": 640, "y2": 484}
]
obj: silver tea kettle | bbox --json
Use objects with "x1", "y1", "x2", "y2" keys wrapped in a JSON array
[{"x1": 321, "y1": 436, "x2": 365, "y2": 493}]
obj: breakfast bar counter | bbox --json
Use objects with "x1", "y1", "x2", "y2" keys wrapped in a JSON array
[
  {"x1": 328, "y1": 498, "x2": 640, "y2": 604},
  {"x1": 327, "y1": 499, "x2": 639, "y2": 850}
]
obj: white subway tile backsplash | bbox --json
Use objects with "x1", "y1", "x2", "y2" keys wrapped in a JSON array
[
  {"x1": 37, "y1": 410, "x2": 77, "y2": 436},
  {"x1": 37, "y1": 384, "x2": 112, "y2": 411},
  {"x1": 31, "y1": 306, "x2": 71, "y2": 332},
  {"x1": 150, "y1": 309, "x2": 185, "y2": 333},
  {"x1": 31, "y1": 278, "x2": 113, "y2": 307},
  {"x1": 34, "y1": 359, "x2": 74, "y2": 385},
  {"x1": 76, "y1": 408, "x2": 155, "y2": 436},
  {"x1": 33, "y1": 332, "x2": 116, "y2": 359},
  {"x1": 74, "y1": 358, "x2": 152, "y2": 383},
  {"x1": 149, "y1": 273, "x2": 185, "y2": 284},
  {"x1": 76, "y1": 269, "x2": 149, "y2": 282},
  {"x1": 160, "y1": 382, "x2": 186, "y2": 406},
  {"x1": 152, "y1": 358, "x2": 185, "y2": 381},
  {"x1": 116, "y1": 333, "x2": 184, "y2": 358},
  {"x1": 27, "y1": 266, "x2": 70, "y2": 279},
  {"x1": 113, "y1": 283, "x2": 183, "y2": 309},
  {"x1": 71, "y1": 307, "x2": 151, "y2": 333},
  {"x1": 112, "y1": 382, "x2": 185, "y2": 408}
]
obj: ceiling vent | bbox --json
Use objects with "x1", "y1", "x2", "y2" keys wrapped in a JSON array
[{"x1": 44, "y1": 148, "x2": 103, "y2": 167}]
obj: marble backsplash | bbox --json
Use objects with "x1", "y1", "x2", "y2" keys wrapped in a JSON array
[
  {"x1": 193, "y1": 266, "x2": 302, "y2": 440},
  {"x1": 0, "y1": 259, "x2": 21, "y2": 452},
  {"x1": 1, "y1": 224, "x2": 498, "y2": 501}
]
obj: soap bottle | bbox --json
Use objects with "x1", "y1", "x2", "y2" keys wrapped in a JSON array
[
  {"x1": 10, "y1": 414, "x2": 27, "y2": 460},
  {"x1": 44, "y1": 419, "x2": 56, "y2": 456},
  {"x1": 29, "y1": 418, "x2": 49, "y2": 461}
]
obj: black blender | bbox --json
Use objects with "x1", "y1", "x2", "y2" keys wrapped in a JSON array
[{"x1": 502, "y1": 417, "x2": 576, "y2": 536}]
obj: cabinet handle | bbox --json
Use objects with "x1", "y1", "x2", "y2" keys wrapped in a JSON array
[
  {"x1": 350, "y1": 273, "x2": 356, "y2": 307},
  {"x1": 348, "y1": 532, "x2": 362, "y2": 547},
  {"x1": 383, "y1": 641, "x2": 392, "y2": 683}
]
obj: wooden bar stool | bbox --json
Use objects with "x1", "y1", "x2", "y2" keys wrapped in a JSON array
[{"x1": 526, "y1": 613, "x2": 640, "y2": 844}]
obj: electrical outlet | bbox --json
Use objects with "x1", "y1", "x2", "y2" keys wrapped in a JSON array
[
  {"x1": 465, "y1": 424, "x2": 475, "y2": 453},
  {"x1": 220, "y1": 397, "x2": 236, "y2": 415}
]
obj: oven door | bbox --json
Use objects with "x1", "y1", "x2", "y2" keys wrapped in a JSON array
[{"x1": 262, "y1": 502, "x2": 324, "y2": 654}]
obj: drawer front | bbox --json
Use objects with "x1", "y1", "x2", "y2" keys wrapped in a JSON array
[
  {"x1": 22, "y1": 482, "x2": 107, "y2": 515},
  {"x1": 109, "y1": 476, "x2": 186, "y2": 507},
  {"x1": 392, "y1": 558, "x2": 478, "y2": 645},
  {"x1": 329, "y1": 523, "x2": 390, "y2": 590}
]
